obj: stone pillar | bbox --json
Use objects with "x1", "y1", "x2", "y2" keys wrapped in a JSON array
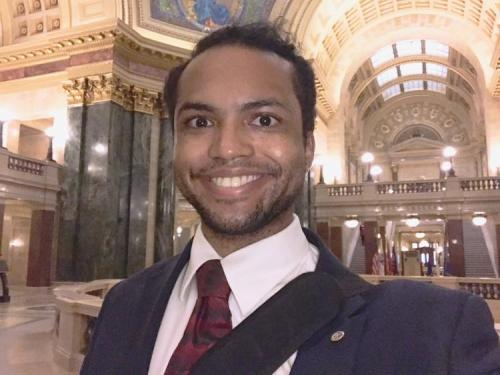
[
  {"x1": 0, "y1": 203, "x2": 4, "y2": 255},
  {"x1": 445, "y1": 219, "x2": 465, "y2": 277},
  {"x1": 27, "y1": 210, "x2": 55, "y2": 286},
  {"x1": 495, "y1": 224, "x2": 500, "y2": 275},
  {"x1": 325, "y1": 113, "x2": 346, "y2": 183},
  {"x1": 362, "y1": 221, "x2": 378, "y2": 274},
  {"x1": 154, "y1": 115, "x2": 175, "y2": 261},
  {"x1": 57, "y1": 75, "x2": 164, "y2": 281},
  {"x1": 484, "y1": 95, "x2": 500, "y2": 175}
]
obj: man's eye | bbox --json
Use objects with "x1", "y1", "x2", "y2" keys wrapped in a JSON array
[
  {"x1": 186, "y1": 117, "x2": 214, "y2": 128},
  {"x1": 250, "y1": 115, "x2": 279, "y2": 127}
]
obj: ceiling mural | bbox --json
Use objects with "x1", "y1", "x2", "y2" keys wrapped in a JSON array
[{"x1": 151, "y1": 0, "x2": 277, "y2": 32}]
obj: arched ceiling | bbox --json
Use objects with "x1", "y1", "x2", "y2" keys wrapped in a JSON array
[
  {"x1": 288, "y1": 0, "x2": 500, "y2": 109},
  {"x1": 350, "y1": 40, "x2": 479, "y2": 120}
]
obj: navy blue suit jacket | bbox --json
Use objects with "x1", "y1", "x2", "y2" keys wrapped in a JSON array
[{"x1": 81, "y1": 229, "x2": 500, "y2": 374}]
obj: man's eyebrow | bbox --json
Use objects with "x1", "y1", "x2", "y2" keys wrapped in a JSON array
[
  {"x1": 240, "y1": 99, "x2": 290, "y2": 112},
  {"x1": 177, "y1": 102, "x2": 217, "y2": 114}
]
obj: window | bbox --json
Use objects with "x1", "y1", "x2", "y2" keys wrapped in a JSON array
[
  {"x1": 400, "y1": 62, "x2": 423, "y2": 76},
  {"x1": 427, "y1": 80, "x2": 446, "y2": 93},
  {"x1": 371, "y1": 45, "x2": 394, "y2": 68},
  {"x1": 403, "y1": 80, "x2": 424, "y2": 92},
  {"x1": 376, "y1": 67, "x2": 398, "y2": 86},
  {"x1": 425, "y1": 40, "x2": 449, "y2": 58},
  {"x1": 396, "y1": 40, "x2": 422, "y2": 57},
  {"x1": 382, "y1": 84, "x2": 401, "y2": 100},
  {"x1": 426, "y1": 63, "x2": 448, "y2": 78}
]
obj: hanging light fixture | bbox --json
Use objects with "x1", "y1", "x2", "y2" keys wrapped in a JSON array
[
  {"x1": 344, "y1": 216, "x2": 360, "y2": 228},
  {"x1": 472, "y1": 212, "x2": 487, "y2": 226},
  {"x1": 415, "y1": 232, "x2": 425, "y2": 239}
]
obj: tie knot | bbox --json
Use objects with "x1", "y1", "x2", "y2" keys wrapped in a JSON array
[{"x1": 196, "y1": 260, "x2": 231, "y2": 299}]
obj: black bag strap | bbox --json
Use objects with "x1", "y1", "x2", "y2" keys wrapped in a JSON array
[{"x1": 192, "y1": 272, "x2": 344, "y2": 375}]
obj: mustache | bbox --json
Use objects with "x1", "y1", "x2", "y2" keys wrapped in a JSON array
[{"x1": 191, "y1": 159, "x2": 281, "y2": 177}]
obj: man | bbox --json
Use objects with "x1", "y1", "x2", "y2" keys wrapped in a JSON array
[{"x1": 81, "y1": 23, "x2": 500, "y2": 374}]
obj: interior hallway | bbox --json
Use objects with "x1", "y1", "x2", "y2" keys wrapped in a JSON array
[{"x1": 0, "y1": 286, "x2": 77, "y2": 375}]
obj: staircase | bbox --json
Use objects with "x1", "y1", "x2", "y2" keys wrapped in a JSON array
[
  {"x1": 349, "y1": 236, "x2": 366, "y2": 274},
  {"x1": 462, "y1": 221, "x2": 496, "y2": 277}
]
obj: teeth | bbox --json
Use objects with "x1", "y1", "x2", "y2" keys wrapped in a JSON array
[{"x1": 211, "y1": 175, "x2": 259, "y2": 188}]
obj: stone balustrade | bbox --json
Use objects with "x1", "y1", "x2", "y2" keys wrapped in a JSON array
[
  {"x1": 53, "y1": 276, "x2": 500, "y2": 372},
  {"x1": 53, "y1": 280, "x2": 120, "y2": 372},
  {"x1": 315, "y1": 176, "x2": 500, "y2": 220},
  {"x1": 0, "y1": 148, "x2": 60, "y2": 207}
]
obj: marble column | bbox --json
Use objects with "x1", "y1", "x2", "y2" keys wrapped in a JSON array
[
  {"x1": 27, "y1": 210, "x2": 55, "y2": 287},
  {"x1": 445, "y1": 219, "x2": 465, "y2": 276},
  {"x1": 0, "y1": 204, "x2": 4, "y2": 256},
  {"x1": 154, "y1": 116, "x2": 175, "y2": 261}
]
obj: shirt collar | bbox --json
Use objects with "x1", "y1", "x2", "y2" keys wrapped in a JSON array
[{"x1": 179, "y1": 215, "x2": 313, "y2": 316}]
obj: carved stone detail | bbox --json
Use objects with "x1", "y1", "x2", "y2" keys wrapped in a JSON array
[
  {"x1": 63, "y1": 74, "x2": 163, "y2": 115},
  {"x1": 369, "y1": 101, "x2": 469, "y2": 150}
]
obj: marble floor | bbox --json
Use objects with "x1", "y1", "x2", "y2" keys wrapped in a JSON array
[{"x1": 0, "y1": 285, "x2": 78, "y2": 375}]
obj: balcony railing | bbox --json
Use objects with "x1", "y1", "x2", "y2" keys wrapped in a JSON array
[
  {"x1": 315, "y1": 176, "x2": 500, "y2": 219},
  {"x1": 0, "y1": 148, "x2": 60, "y2": 207}
]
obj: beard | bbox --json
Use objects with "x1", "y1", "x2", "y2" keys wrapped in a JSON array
[{"x1": 174, "y1": 162, "x2": 305, "y2": 236}]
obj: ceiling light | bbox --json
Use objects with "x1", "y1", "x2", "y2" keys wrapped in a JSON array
[
  {"x1": 415, "y1": 232, "x2": 425, "y2": 239},
  {"x1": 472, "y1": 213, "x2": 487, "y2": 226},
  {"x1": 406, "y1": 214, "x2": 420, "y2": 228},
  {"x1": 344, "y1": 217, "x2": 360, "y2": 229}
]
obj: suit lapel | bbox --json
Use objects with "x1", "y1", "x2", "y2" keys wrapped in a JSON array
[
  {"x1": 290, "y1": 229, "x2": 372, "y2": 375},
  {"x1": 131, "y1": 243, "x2": 192, "y2": 375}
]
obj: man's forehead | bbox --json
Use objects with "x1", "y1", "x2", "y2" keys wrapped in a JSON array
[
  {"x1": 180, "y1": 45, "x2": 294, "y2": 82},
  {"x1": 176, "y1": 45, "x2": 296, "y2": 104}
]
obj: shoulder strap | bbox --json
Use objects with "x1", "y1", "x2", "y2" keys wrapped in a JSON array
[{"x1": 192, "y1": 272, "x2": 344, "y2": 375}]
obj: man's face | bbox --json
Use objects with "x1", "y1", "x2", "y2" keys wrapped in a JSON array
[{"x1": 173, "y1": 45, "x2": 314, "y2": 236}]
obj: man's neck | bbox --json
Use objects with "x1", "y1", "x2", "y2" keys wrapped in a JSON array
[{"x1": 201, "y1": 211, "x2": 295, "y2": 257}]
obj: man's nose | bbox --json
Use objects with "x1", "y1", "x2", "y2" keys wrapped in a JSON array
[{"x1": 208, "y1": 121, "x2": 253, "y2": 160}]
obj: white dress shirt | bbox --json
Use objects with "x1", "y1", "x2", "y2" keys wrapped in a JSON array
[{"x1": 148, "y1": 215, "x2": 319, "y2": 375}]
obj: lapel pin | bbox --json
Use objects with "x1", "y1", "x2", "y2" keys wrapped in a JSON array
[{"x1": 330, "y1": 330, "x2": 345, "y2": 343}]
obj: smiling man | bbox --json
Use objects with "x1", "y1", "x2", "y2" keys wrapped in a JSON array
[{"x1": 81, "y1": 23, "x2": 500, "y2": 375}]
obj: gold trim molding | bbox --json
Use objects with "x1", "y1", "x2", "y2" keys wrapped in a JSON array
[
  {"x1": 63, "y1": 73, "x2": 163, "y2": 115},
  {"x1": 0, "y1": 21, "x2": 187, "y2": 72}
]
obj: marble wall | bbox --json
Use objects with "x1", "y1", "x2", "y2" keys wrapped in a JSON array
[{"x1": 57, "y1": 101, "x2": 174, "y2": 281}]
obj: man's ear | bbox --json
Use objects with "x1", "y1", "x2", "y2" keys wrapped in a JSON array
[{"x1": 304, "y1": 131, "x2": 315, "y2": 170}]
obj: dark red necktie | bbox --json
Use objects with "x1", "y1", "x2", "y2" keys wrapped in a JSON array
[{"x1": 164, "y1": 259, "x2": 232, "y2": 375}]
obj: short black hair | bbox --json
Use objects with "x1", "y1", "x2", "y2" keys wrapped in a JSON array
[{"x1": 164, "y1": 22, "x2": 316, "y2": 137}]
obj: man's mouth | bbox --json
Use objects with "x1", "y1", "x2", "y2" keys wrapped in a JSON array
[{"x1": 210, "y1": 175, "x2": 260, "y2": 188}]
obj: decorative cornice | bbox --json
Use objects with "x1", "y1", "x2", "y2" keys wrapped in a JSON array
[
  {"x1": 62, "y1": 73, "x2": 163, "y2": 115},
  {"x1": 114, "y1": 31, "x2": 185, "y2": 70},
  {"x1": 0, "y1": 21, "x2": 187, "y2": 74},
  {"x1": 0, "y1": 29, "x2": 117, "y2": 70},
  {"x1": 315, "y1": 78, "x2": 335, "y2": 116}
]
